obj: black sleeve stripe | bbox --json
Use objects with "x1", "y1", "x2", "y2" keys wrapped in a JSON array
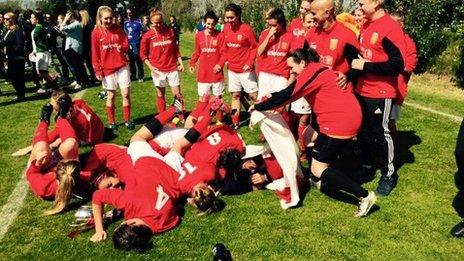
[
  {"x1": 144, "y1": 119, "x2": 163, "y2": 137},
  {"x1": 362, "y1": 37, "x2": 404, "y2": 76},
  {"x1": 344, "y1": 43, "x2": 359, "y2": 62},
  {"x1": 184, "y1": 128, "x2": 201, "y2": 144},
  {"x1": 255, "y1": 67, "x2": 328, "y2": 111}
]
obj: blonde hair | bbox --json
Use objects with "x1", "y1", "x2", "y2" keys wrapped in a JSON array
[
  {"x1": 96, "y1": 5, "x2": 113, "y2": 27},
  {"x1": 79, "y1": 10, "x2": 90, "y2": 26},
  {"x1": 51, "y1": 89, "x2": 69, "y2": 102},
  {"x1": 4, "y1": 12, "x2": 18, "y2": 30},
  {"x1": 43, "y1": 160, "x2": 80, "y2": 216},
  {"x1": 149, "y1": 9, "x2": 163, "y2": 20}
]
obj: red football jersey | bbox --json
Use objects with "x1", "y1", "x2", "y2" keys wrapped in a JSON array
[
  {"x1": 26, "y1": 162, "x2": 57, "y2": 199},
  {"x1": 176, "y1": 160, "x2": 217, "y2": 193},
  {"x1": 184, "y1": 125, "x2": 245, "y2": 166},
  {"x1": 357, "y1": 14, "x2": 406, "y2": 99},
  {"x1": 257, "y1": 29, "x2": 293, "y2": 78},
  {"x1": 69, "y1": 99, "x2": 104, "y2": 144},
  {"x1": 396, "y1": 32, "x2": 417, "y2": 105},
  {"x1": 92, "y1": 156, "x2": 181, "y2": 234},
  {"x1": 91, "y1": 25, "x2": 129, "y2": 77},
  {"x1": 223, "y1": 22, "x2": 258, "y2": 73},
  {"x1": 140, "y1": 26, "x2": 181, "y2": 72},
  {"x1": 189, "y1": 30, "x2": 226, "y2": 83},
  {"x1": 306, "y1": 22, "x2": 359, "y2": 74}
]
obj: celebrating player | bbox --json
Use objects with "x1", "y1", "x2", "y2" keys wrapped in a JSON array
[{"x1": 252, "y1": 48, "x2": 377, "y2": 217}]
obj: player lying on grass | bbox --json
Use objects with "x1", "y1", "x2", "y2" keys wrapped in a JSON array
[
  {"x1": 251, "y1": 48, "x2": 377, "y2": 217},
  {"x1": 88, "y1": 104, "x2": 228, "y2": 251},
  {"x1": 26, "y1": 104, "x2": 85, "y2": 215},
  {"x1": 12, "y1": 90, "x2": 104, "y2": 156}
]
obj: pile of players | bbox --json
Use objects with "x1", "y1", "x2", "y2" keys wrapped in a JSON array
[{"x1": 21, "y1": 0, "x2": 418, "y2": 252}]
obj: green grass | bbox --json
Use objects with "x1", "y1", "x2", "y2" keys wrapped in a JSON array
[{"x1": 1, "y1": 31, "x2": 464, "y2": 259}]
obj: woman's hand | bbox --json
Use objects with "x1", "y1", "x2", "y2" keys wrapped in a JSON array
[{"x1": 90, "y1": 230, "x2": 107, "y2": 243}]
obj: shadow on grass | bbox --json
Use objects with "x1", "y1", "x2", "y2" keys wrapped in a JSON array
[{"x1": 394, "y1": 130, "x2": 422, "y2": 171}]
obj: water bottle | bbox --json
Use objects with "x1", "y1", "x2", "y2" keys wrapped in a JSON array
[{"x1": 212, "y1": 243, "x2": 232, "y2": 261}]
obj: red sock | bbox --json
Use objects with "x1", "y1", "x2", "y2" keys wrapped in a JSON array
[
  {"x1": 156, "y1": 96, "x2": 166, "y2": 112},
  {"x1": 32, "y1": 121, "x2": 49, "y2": 145},
  {"x1": 47, "y1": 128, "x2": 59, "y2": 143},
  {"x1": 56, "y1": 118, "x2": 77, "y2": 142},
  {"x1": 189, "y1": 99, "x2": 209, "y2": 119},
  {"x1": 106, "y1": 106, "x2": 115, "y2": 124},
  {"x1": 123, "y1": 105, "x2": 131, "y2": 122},
  {"x1": 155, "y1": 107, "x2": 176, "y2": 125},
  {"x1": 232, "y1": 114, "x2": 239, "y2": 126}
]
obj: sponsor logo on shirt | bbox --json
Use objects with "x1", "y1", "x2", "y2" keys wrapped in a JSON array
[
  {"x1": 201, "y1": 48, "x2": 217, "y2": 53},
  {"x1": 226, "y1": 43, "x2": 241, "y2": 48},
  {"x1": 152, "y1": 39, "x2": 173, "y2": 47},
  {"x1": 102, "y1": 44, "x2": 122, "y2": 51},
  {"x1": 267, "y1": 50, "x2": 287, "y2": 57}
]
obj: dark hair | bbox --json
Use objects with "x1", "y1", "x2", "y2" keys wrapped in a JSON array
[
  {"x1": 113, "y1": 224, "x2": 152, "y2": 253},
  {"x1": 217, "y1": 148, "x2": 243, "y2": 174},
  {"x1": 204, "y1": 11, "x2": 218, "y2": 22},
  {"x1": 192, "y1": 187, "x2": 225, "y2": 214},
  {"x1": 288, "y1": 48, "x2": 320, "y2": 64},
  {"x1": 23, "y1": 9, "x2": 33, "y2": 20},
  {"x1": 266, "y1": 8, "x2": 286, "y2": 29},
  {"x1": 225, "y1": 3, "x2": 242, "y2": 18},
  {"x1": 32, "y1": 11, "x2": 44, "y2": 24}
]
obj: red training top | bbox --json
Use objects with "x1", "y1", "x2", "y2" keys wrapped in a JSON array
[
  {"x1": 223, "y1": 22, "x2": 258, "y2": 73},
  {"x1": 257, "y1": 29, "x2": 294, "y2": 78},
  {"x1": 91, "y1": 25, "x2": 129, "y2": 77},
  {"x1": 357, "y1": 14, "x2": 406, "y2": 99},
  {"x1": 396, "y1": 32, "x2": 418, "y2": 105},
  {"x1": 140, "y1": 26, "x2": 181, "y2": 72},
  {"x1": 189, "y1": 30, "x2": 226, "y2": 83}
]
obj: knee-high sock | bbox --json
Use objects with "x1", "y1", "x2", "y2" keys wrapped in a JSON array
[
  {"x1": 320, "y1": 167, "x2": 368, "y2": 198},
  {"x1": 32, "y1": 121, "x2": 49, "y2": 145},
  {"x1": 156, "y1": 96, "x2": 166, "y2": 112},
  {"x1": 189, "y1": 99, "x2": 209, "y2": 119},
  {"x1": 106, "y1": 106, "x2": 115, "y2": 124},
  {"x1": 123, "y1": 105, "x2": 131, "y2": 122},
  {"x1": 155, "y1": 107, "x2": 176, "y2": 125},
  {"x1": 56, "y1": 118, "x2": 77, "y2": 142}
]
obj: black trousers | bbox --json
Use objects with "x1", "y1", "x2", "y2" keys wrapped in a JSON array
[
  {"x1": 64, "y1": 49, "x2": 87, "y2": 85},
  {"x1": 453, "y1": 118, "x2": 464, "y2": 217},
  {"x1": 7, "y1": 59, "x2": 26, "y2": 97},
  {"x1": 50, "y1": 46, "x2": 70, "y2": 79},
  {"x1": 128, "y1": 43, "x2": 144, "y2": 80},
  {"x1": 357, "y1": 96, "x2": 395, "y2": 178}
]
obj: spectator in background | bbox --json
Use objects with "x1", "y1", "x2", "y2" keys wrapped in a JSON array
[
  {"x1": 30, "y1": 11, "x2": 58, "y2": 94},
  {"x1": 80, "y1": 10, "x2": 98, "y2": 85},
  {"x1": 22, "y1": 9, "x2": 43, "y2": 90},
  {"x1": 60, "y1": 10, "x2": 88, "y2": 90},
  {"x1": 124, "y1": 7, "x2": 144, "y2": 82},
  {"x1": 215, "y1": 17, "x2": 224, "y2": 32},
  {"x1": 53, "y1": 14, "x2": 72, "y2": 85},
  {"x1": 194, "y1": 16, "x2": 205, "y2": 33},
  {"x1": 2, "y1": 12, "x2": 26, "y2": 101},
  {"x1": 113, "y1": 13, "x2": 123, "y2": 27},
  {"x1": 169, "y1": 16, "x2": 181, "y2": 45},
  {"x1": 141, "y1": 15, "x2": 149, "y2": 33},
  {"x1": 0, "y1": 12, "x2": 6, "y2": 78}
]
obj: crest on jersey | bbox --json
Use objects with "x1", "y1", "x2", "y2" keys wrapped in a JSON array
[
  {"x1": 329, "y1": 38, "x2": 339, "y2": 51},
  {"x1": 212, "y1": 39, "x2": 218, "y2": 47},
  {"x1": 281, "y1": 42, "x2": 289, "y2": 51},
  {"x1": 370, "y1": 32, "x2": 379, "y2": 45},
  {"x1": 237, "y1": 34, "x2": 243, "y2": 41}
]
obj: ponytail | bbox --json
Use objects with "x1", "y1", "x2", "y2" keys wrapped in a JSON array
[
  {"x1": 191, "y1": 185, "x2": 225, "y2": 215},
  {"x1": 43, "y1": 160, "x2": 80, "y2": 216}
]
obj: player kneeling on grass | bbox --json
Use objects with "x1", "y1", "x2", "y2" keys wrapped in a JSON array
[
  {"x1": 26, "y1": 104, "x2": 86, "y2": 215},
  {"x1": 252, "y1": 48, "x2": 377, "y2": 217}
]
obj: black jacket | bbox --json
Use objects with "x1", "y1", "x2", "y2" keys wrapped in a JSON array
[{"x1": 3, "y1": 27, "x2": 25, "y2": 60}]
